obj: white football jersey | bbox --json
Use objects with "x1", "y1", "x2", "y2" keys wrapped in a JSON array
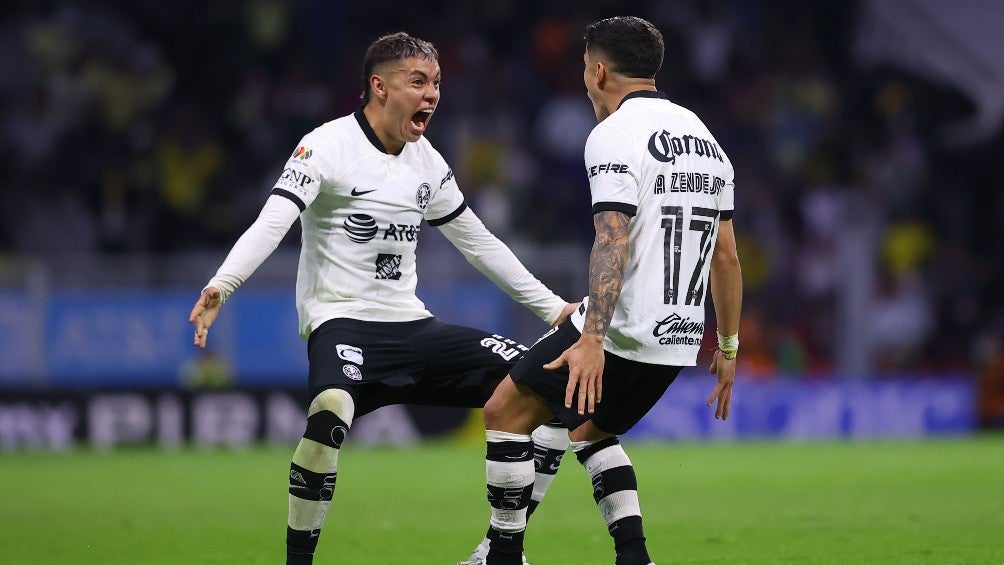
[
  {"x1": 272, "y1": 109, "x2": 466, "y2": 336},
  {"x1": 570, "y1": 91, "x2": 735, "y2": 366}
]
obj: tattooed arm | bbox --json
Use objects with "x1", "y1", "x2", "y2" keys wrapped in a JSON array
[
  {"x1": 543, "y1": 210, "x2": 631, "y2": 415},
  {"x1": 583, "y1": 211, "x2": 632, "y2": 336}
]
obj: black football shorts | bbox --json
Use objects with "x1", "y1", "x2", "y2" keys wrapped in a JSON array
[
  {"x1": 307, "y1": 317, "x2": 527, "y2": 417},
  {"x1": 510, "y1": 321, "x2": 682, "y2": 435}
]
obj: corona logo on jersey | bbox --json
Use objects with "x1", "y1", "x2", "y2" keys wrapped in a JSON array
[
  {"x1": 416, "y1": 183, "x2": 431, "y2": 211},
  {"x1": 652, "y1": 313, "x2": 705, "y2": 346},
  {"x1": 292, "y1": 146, "x2": 313, "y2": 160},
  {"x1": 647, "y1": 130, "x2": 724, "y2": 164}
]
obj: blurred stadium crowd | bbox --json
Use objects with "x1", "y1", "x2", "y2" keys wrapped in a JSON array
[{"x1": 0, "y1": 1, "x2": 1001, "y2": 394}]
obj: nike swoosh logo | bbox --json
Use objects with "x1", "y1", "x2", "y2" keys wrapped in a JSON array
[
  {"x1": 351, "y1": 187, "x2": 376, "y2": 196},
  {"x1": 504, "y1": 451, "x2": 530, "y2": 460}
]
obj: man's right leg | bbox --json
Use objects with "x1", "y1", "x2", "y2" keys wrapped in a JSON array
[
  {"x1": 464, "y1": 422, "x2": 569, "y2": 564},
  {"x1": 529, "y1": 422, "x2": 570, "y2": 516},
  {"x1": 286, "y1": 388, "x2": 355, "y2": 565}
]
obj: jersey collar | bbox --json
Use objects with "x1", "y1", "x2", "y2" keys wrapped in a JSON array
[
  {"x1": 354, "y1": 107, "x2": 404, "y2": 156},
  {"x1": 618, "y1": 90, "x2": 667, "y2": 109}
]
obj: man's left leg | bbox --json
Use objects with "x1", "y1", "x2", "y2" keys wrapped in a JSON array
[
  {"x1": 482, "y1": 377, "x2": 554, "y2": 565},
  {"x1": 286, "y1": 388, "x2": 355, "y2": 564},
  {"x1": 569, "y1": 421, "x2": 652, "y2": 565},
  {"x1": 562, "y1": 361, "x2": 679, "y2": 565}
]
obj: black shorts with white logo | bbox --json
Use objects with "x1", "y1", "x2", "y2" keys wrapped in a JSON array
[
  {"x1": 510, "y1": 321, "x2": 682, "y2": 435},
  {"x1": 308, "y1": 317, "x2": 526, "y2": 418}
]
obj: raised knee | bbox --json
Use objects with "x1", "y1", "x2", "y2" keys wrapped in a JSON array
[{"x1": 309, "y1": 388, "x2": 355, "y2": 424}]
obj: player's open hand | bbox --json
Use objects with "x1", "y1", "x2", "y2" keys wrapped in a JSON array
[
  {"x1": 706, "y1": 349, "x2": 736, "y2": 420},
  {"x1": 544, "y1": 335, "x2": 604, "y2": 415},
  {"x1": 189, "y1": 286, "x2": 222, "y2": 349}
]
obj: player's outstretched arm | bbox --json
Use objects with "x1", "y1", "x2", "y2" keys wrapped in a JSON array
[
  {"x1": 707, "y1": 218, "x2": 742, "y2": 420},
  {"x1": 436, "y1": 207, "x2": 569, "y2": 324},
  {"x1": 189, "y1": 286, "x2": 222, "y2": 348},
  {"x1": 189, "y1": 194, "x2": 301, "y2": 349},
  {"x1": 545, "y1": 210, "x2": 630, "y2": 415}
]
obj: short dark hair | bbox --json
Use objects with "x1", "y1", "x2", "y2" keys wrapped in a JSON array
[
  {"x1": 584, "y1": 16, "x2": 664, "y2": 79},
  {"x1": 361, "y1": 32, "x2": 439, "y2": 103}
]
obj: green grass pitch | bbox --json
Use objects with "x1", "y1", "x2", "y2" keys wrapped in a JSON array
[{"x1": 1, "y1": 436, "x2": 1002, "y2": 564}]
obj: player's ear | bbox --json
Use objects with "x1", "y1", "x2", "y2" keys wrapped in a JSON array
[
  {"x1": 595, "y1": 61, "x2": 608, "y2": 89},
  {"x1": 369, "y1": 73, "x2": 388, "y2": 100}
]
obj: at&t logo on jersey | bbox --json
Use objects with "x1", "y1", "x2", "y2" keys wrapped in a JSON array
[
  {"x1": 652, "y1": 313, "x2": 705, "y2": 346},
  {"x1": 383, "y1": 224, "x2": 420, "y2": 242},
  {"x1": 344, "y1": 213, "x2": 420, "y2": 244},
  {"x1": 344, "y1": 214, "x2": 378, "y2": 243}
]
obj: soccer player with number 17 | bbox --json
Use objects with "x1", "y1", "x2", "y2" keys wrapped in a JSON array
[{"x1": 477, "y1": 16, "x2": 743, "y2": 565}]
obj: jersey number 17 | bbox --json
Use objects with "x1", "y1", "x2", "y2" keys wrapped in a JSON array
[{"x1": 661, "y1": 206, "x2": 719, "y2": 306}]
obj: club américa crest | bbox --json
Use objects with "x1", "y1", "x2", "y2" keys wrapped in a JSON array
[{"x1": 417, "y1": 183, "x2": 431, "y2": 211}]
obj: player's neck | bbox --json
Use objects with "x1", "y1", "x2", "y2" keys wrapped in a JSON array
[
  {"x1": 599, "y1": 80, "x2": 657, "y2": 120},
  {"x1": 612, "y1": 83, "x2": 657, "y2": 108},
  {"x1": 362, "y1": 104, "x2": 406, "y2": 154}
]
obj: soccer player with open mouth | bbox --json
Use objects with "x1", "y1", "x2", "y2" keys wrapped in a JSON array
[{"x1": 188, "y1": 32, "x2": 577, "y2": 565}]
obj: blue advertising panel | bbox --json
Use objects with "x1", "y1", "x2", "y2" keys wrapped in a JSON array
[
  {"x1": 626, "y1": 375, "x2": 976, "y2": 440},
  {"x1": 225, "y1": 290, "x2": 306, "y2": 385},
  {"x1": 0, "y1": 292, "x2": 43, "y2": 385},
  {"x1": 1, "y1": 287, "x2": 979, "y2": 441},
  {"x1": 44, "y1": 290, "x2": 196, "y2": 387}
]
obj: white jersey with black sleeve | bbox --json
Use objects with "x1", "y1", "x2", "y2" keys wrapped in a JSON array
[
  {"x1": 570, "y1": 91, "x2": 735, "y2": 366},
  {"x1": 207, "y1": 109, "x2": 565, "y2": 338}
]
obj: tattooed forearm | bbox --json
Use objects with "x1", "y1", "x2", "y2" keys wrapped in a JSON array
[{"x1": 584, "y1": 211, "x2": 631, "y2": 337}]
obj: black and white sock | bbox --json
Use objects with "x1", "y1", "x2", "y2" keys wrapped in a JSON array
[
  {"x1": 473, "y1": 424, "x2": 568, "y2": 557},
  {"x1": 528, "y1": 423, "x2": 569, "y2": 516},
  {"x1": 286, "y1": 389, "x2": 354, "y2": 565},
  {"x1": 573, "y1": 437, "x2": 651, "y2": 565},
  {"x1": 485, "y1": 430, "x2": 534, "y2": 565}
]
